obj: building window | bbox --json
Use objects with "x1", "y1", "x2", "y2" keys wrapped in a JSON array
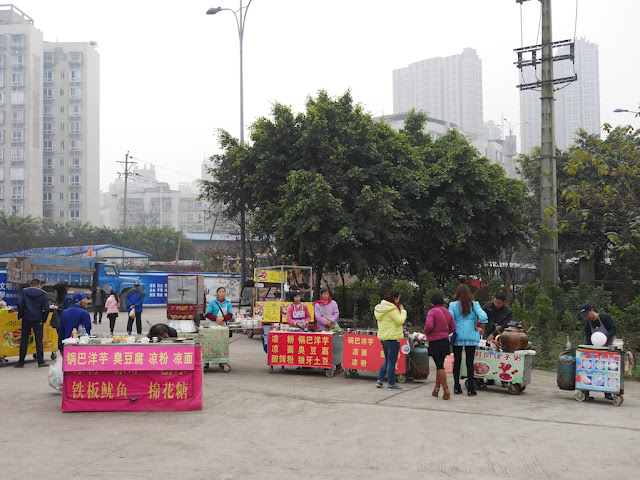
[
  {"x1": 12, "y1": 205, "x2": 23, "y2": 216},
  {"x1": 0, "y1": 71, "x2": 3, "y2": 87},
  {"x1": 43, "y1": 122, "x2": 53, "y2": 134},
  {"x1": 70, "y1": 210, "x2": 80, "y2": 221},
  {"x1": 43, "y1": 140, "x2": 53, "y2": 152},
  {"x1": 0, "y1": 186, "x2": 3, "y2": 200},
  {"x1": 60, "y1": 192, "x2": 64, "y2": 200},
  {"x1": 44, "y1": 70, "x2": 53, "y2": 83},
  {"x1": 59, "y1": 175, "x2": 65, "y2": 183},
  {"x1": 0, "y1": 130, "x2": 3, "y2": 144},
  {"x1": 60, "y1": 122, "x2": 65, "y2": 131},
  {"x1": 59, "y1": 89, "x2": 65, "y2": 97},
  {"x1": 70, "y1": 140, "x2": 81, "y2": 151},
  {"x1": 43, "y1": 175, "x2": 53, "y2": 186},
  {"x1": 60, "y1": 158, "x2": 65, "y2": 166},
  {"x1": 69, "y1": 192, "x2": 80, "y2": 204},
  {"x1": 59, "y1": 210, "x2": 64, "y2": 219},
  {"x1": 69, "y1": 175, "x2": 80, "y2": 186},
  {"x1": 44, "y1": 105, "x2": 53, "y2": 117},
  {"x1": 11, "y1": 72, "x2": 23, "y2": 86},
  {"x1": 10, "y1": 148, "x2": 23, "y2": 161},
  {"x1": 11, "y1": 186, "x2": 23, "y2": 199},
  {"x1": 11, "y1": 111, "x2": 24, "y2": 125},
  {"x1": 10, "y1": 91, "x2": 24, "y2": 105},
  {"x1": 0, "y1": 167, "x2": 3, "y2": 180},
  {"x1": 0, "y1": 54, "x2": 4, "y2": 68},
  {"x1": 44, "y1": 52, "x2": 54, "y2": 65},
  {"x1": 11, "y1": 167, "x2": 24, "y2": 180},
  {"x1": 70, "y1": 70, "x2": 81, "y2": 82},
  {"x1": 59, "y1": 106, "x2": 65, "y2": 114},
  {"x1": 43, "y1": 192, "x2": 53, "y2": 204},
  {"x1": 69, "y1": 122, "x2": 80, "y2": 134},
  {"x1": 0, "y1": 92, "x2": 3, "y2": 105},
  {"x1": 43, "y1": 158, "x2": 53, "y2": 169},
  {"x1": 60, "y1": 71, "x2": 65, "y2": 79},
  {"x1": 59, "y1": 140, "x2": 65, "y2": 149},
  {"x1": 0, "y1": 149, "x2": 3, "y2": 162},
  {"x1": 70, "y1": 105, "x2": 81, "y2": 117},
  {"x1": 69, "y1": 157, "x2": 80, "y2": 169},
  {"x1": 10, "y1": 35, "x2": 24, "y2": 49},
  {"x1": 69, "y1": 87, "x2": 81, "y2": 99},
  {"x1": 11, "y1": 54, "x2": 24, "y2": 68},
  {"x1": 69, "y1": 52, "x2": 83, "y2": 63},
  {"x1": 0, "y1": 36, "x2": 5, "y2": 50},
  {"x1": 43, "y1": 88, "x2": 53, "y2": 100},
  {"x1": 43, "y1": 209, "x2": 53, "y2": 219},
  {"x1": 11, "y1": 129, "x2": 23, "y2": 144}
]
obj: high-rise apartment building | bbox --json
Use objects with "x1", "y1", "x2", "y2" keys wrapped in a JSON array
[
  {"x1": 0, "y1": 5, "x2": 99, "y2": 223},
  {"x1": 393, "y1": 47, "x2": 483, "y2": 139},
  {"x1": 520, "y1": 37, "x2": 600, "y2": 154}
]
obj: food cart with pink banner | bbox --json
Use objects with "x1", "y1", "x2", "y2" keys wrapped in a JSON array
[{"x1": 62, "y1": 342, "x2": 203, "y2": 412}]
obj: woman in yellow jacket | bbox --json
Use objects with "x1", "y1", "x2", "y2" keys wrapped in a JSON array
[{"x1": 375, "y1": 289, "x2": 407, "y2": 390}]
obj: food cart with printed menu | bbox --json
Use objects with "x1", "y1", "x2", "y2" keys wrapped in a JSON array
[
  {"x1": 0, "y1": 311, "x2": 58, "y2": 367},
  {"x1": 252, "y1": 266, "x2": 315, "y2": 331},
  {"x1": 196, "y1": 326, "x2": 231, "y2": 372},
  {"x1": 267, "y1": 330, "x2": 343, "y2": 377},
  {"x1": 573, "y1": 345, "x2": 625, "y2": 406},
  {"x1": 342, "y1": 331, "x2": 410, "y2": 383},
  {"x1": 61, "y1": 341, "x2": 203, "y2": 412},
  {"x1": 461, "y1": 347, "x2": 535, "y2": 395}
]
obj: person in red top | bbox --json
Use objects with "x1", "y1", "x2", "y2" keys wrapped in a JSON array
[
  {"x1": 286, "y1": 291, "x2": 310, "y2": 330},
  {"x1": 424, "y1": 293, "x2": 456, "y2": 400}
]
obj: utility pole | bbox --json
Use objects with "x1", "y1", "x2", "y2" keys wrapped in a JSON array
[
  {"x1": 117, "y1": 152, "x2": 137, "y2": 228},
  {"x1": 515, "y1": 0, "x2": 576, "y2": 288}
]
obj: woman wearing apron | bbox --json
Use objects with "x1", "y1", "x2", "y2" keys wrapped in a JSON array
[
  {"x1": 286, "y1": 292, "x2": 310, "y2": 330},
  {"x1": 581, "y1": 304, "x2": 617, "y2": 346}
]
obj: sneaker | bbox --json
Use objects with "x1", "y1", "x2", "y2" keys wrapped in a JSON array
[
  {"x1": 387, "y1": 384, "x2": 403, "y2": 391},
  {"x1": 99, "y1": 321, "x2": 102, "y2": 324},
  {"x1": 38, "y1": 363, "x2": 48, "y2": 368},
  {"x1": 93, "y1": 320, "x2": 97, "y2": 324},
  {"x1": 14, "y1": 363, "x2": 24, "y2": 368},
  {"x1": 376, "y1": 380, "x2": 383, "y2": 388}
]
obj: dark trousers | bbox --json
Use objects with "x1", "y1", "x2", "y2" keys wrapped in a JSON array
[
  {"x1": 127, "y1": 311, "x2": 142, "y2": 334},
  {"x1": 107, "y1": 313, "x2": 118, "y2": 333},
  {"x1": 377, "y1": 340, "x2": 400, "y2": 386},
  {"x1": 18, "y1": 319, "x2": 44, "y2": 364},
  {"x1": 452, "y1": 345, "x2": 476, "y2": 391},
  {"x1": 93, "y1": 305, "x2": 104, "y2": 323}
]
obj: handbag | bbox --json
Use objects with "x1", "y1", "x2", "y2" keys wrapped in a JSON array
[{"x1": 436, "y1": 307, "x2": 456, "y2": 346}]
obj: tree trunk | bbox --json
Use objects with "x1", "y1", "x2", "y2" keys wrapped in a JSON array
[{"x1": 314, "y1": 264, "x2": 323, "y2": 302}]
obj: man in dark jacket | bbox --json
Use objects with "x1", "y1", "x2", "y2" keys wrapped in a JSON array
[
  {"x1": 15, "y1": 279, "x2": 50, "y2": 368},
  {"x1": 126, "y1": 282, "x2": 144, "y2": 335},
  {"x1": 482, "y1": 292, "x2": 513, "y2": 342},
  {"x1": 58, "y1": 293, "x2": 92, "y2": 351},
  {"x1": 91, "y1": 284, "x2": 107, "y2": 325}
]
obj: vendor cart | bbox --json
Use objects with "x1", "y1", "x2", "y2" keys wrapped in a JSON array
[
  {"x1": 573, "y1": 346, "x2": 625, "y2": 406},
  {"x1": 0, "y1": 311, "x2": 58, "y2": 367},
  {"x1": 267, "y1": 330, "x2": 343, "y2": 377},
  {"x1": 341, "y1": 331, "x2": 410, "y2": 383},
  {"x1": 461, "y1": 347, "x2": 535, "y2": 395},
  {"x1": 196, "y1": 326, "x2": 231, "y2": 372}
]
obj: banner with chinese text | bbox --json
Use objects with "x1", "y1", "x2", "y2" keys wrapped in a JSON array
[
  {"x1": 196, "y1": 328, "x2": 229, "y2": 362},
  {"x1": 268, "y1": 332, "x2": 333, "y2": 368},
  {"x1": 343, "y1": 334, "x2": 407, "y2": 373},
  {"x1": 63, "y1": 345, "x2": 197, "y2": 372},
  {"x1": 461, "y1": 349, "x2": 527, "y2": 384}
]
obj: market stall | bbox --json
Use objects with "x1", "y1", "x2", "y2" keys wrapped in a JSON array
[
  {"x1": 61, "y1": 340, "x2": 202, "y2": 412},
  {"x1": 573, "y1": 345, "x2": 625, "y2": 406},
  {"x1": 461, "y1": 347, "x2": 535, "y2": 395},
  {"x1": 0, "y1": 312, "x2": 58, "y2": 367},
  {"x1": 195, "y1": 326, "x2": 231, "y2": 372},
  {"x1": 267, "y1": 330, "x2": 343, "y2": 377},
  {"x1": 342, "y1": 332, "x2": 409, "y2": 382}
]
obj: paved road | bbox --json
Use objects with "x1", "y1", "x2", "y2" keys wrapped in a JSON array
[{"x1": 2, "y1": 308, "x2": 638, "y2": 479}]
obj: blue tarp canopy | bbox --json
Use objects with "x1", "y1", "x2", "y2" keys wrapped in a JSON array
[{"x1": 0, "y1": 244, "x2": 150, "y2": 259}]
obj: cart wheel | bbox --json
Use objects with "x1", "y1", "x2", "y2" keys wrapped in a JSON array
[
  {"x1": 574, "y1": 390, "x2": 587, "y2": 402},
  {"x1": 247, "y1": 331, "x2": 254, "y2": 338},
  {"x1": 0, "y1": 358, "x2": 8, "y2": 367},
  {"x1": 507, "y1": 383, "x2": 522, "y2": 395},
  {"x1": 325, "y1": 369, "x2": 335, "y2": 378},
  {"x1": 269, "y1": 365, "x2": 274, "y2": 373},
  {"x1": 220, "y1": 363, "x2": 231, "y2": 373},
  {"x1": 612, "y1": 395, "x2": 623, "y2": 406},
  {"x1": 204, "y1": 363, "x2": 210, "y2": 369},
  {"x1": 51, "y1": 352, "x2": 57, "y2": 361},
  {"x1": 474, "y1": 378, "x2": 484, "y2": 389},
  {"x1": 397, "y1": 374, "x2": 407, "y2": 384},
  {"x1": 520, "y1": 385, "x2": 526, "y2": 391}
]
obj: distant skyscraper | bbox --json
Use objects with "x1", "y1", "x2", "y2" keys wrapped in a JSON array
[
  {"x1": 393, "y1": 47, "x2": 483, "y2": 139},
  {"x1": 0, "y1": 5, "x2": 99, "y2": 223},
  {"x1": 520, "y1": 37, "x2": 600, "y2": 154}
]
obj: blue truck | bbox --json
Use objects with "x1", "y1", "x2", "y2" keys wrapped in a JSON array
[{"x1": 6, "y1": 254, "x2": 141, "y2": 311}]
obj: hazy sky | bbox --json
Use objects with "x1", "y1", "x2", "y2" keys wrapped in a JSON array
[{"x1": 17, "y1": 0, "x2": 640, "y2": 191}]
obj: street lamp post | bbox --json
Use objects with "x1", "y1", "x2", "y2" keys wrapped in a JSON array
[
  {"x1": 207, "y1": 0, "x2": 252, "y2": 284},
  {"x1": 613, "y1": 108, "x2": 639, "y2": 115}
]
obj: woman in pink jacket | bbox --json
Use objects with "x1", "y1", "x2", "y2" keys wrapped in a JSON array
[
  {"x1": 424, "y1": 293, "x2": 456, "y2": 400},
  {"x1": 314, "y1": 288, "x2": 339, "y2": 332},
  {"x1": 286, "y1": 291, "x2": 310, "y2": 330},
  {"x1": 105, "y1": 290, "x2": 120, "y2": 336}
]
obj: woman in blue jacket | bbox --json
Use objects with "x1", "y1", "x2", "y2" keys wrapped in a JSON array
[
  {"x1": 449, "y1": 284, "x2": 487, "y2": 396},
  {"x1": 205, "y1": 287, "x2": 234, "y2": 326}
]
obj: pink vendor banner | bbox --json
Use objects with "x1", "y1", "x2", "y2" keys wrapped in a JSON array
[{"x1": 63, "y1": 345, "x2": 197, "y2": 371}]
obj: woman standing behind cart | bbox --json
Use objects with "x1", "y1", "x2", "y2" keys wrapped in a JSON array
[
  {"x1": 105, "y1": 290, "x2": 119, "y2": 336},
  {"x1": 449, "y1": 284, "x2": 487, "y2": 396},
  {"x1": 206, "y1": 287, "x2": 234, "y2": 326},
  {"x1": 314, "y1": 288, "x2": 339, "y2": 332},
  {"x1": 375, "y1": 289, "x2": 407, "y2": 391},
  {"x1": 424, "y1": 293, "x2": 456, "y2": 400},
  {"x1": 286, "y1": 291, "x2": 310, "y2": 330}
]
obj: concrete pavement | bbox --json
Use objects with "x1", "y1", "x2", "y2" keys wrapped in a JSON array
[{"x1": 2, "y1": 308, "x2": 638, "y2": 479}]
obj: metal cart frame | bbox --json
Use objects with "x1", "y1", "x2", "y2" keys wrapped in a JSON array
[{"x1": 573, "y1": 346, "x2": 625, "y2": 406}]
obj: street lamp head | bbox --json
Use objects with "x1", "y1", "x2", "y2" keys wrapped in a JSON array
[{"x1": 206, "y1": 7, "x2": 222, "y2": 15}]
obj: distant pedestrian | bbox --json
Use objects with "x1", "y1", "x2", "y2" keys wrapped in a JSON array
[
  {"x1": 15, "y1": 279, "x2": 50, "y2": 368},
  {"x1": 105, "y1": 290, "x2": 119, "y2": 336},
  {"x1": 50, "y1": 284, "x2": 72, "y2": 330},
  {"x1": 424, "y1": 293, "x2": 456, "y2": 400},
  {"x1": 91, "y1": 284, "x2": 107, "y2": 324},
  {"x1": 374, "y1": 289, "x2": 407, "y2": 391},
  {"x1": 126, "y1": 282, "x2": 144, "y2": 335}
]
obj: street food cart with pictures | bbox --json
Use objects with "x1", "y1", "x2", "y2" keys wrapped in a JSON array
[
  {"x1": 461, "y1": 347, "x2": 535, "y2": 395},
  {"x1": 267, "y1": 330, "x2": 343, "y2": 377},
  {"x1": 1, "y1": 312, "x2": 58, "y2": 367},
  {"x1": 196, "y1": 326, "x2": 231, "y2": 372},
  {"x1": 61, "y1": 340, "x2": 203, "y2": 412},
  {"x1": 573, "y1": 345, "x2": 625, "y2": 406}
]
